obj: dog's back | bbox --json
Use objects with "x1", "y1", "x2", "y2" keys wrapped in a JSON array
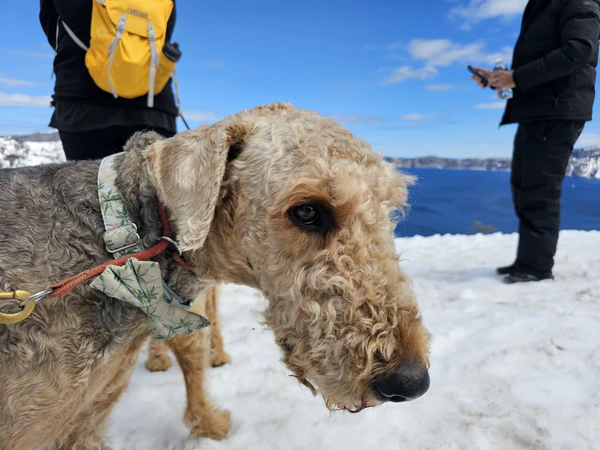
[
  {"x1": 0, "y1": 161, "x2": 149, "y2": 449},
  {"x1": 0, "y1": 162, "x2": 107, "y2": 290}
]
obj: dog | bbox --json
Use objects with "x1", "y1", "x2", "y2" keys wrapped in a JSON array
[{"x1": 0, "y1": 103, "x2": 431, "y2": 449}]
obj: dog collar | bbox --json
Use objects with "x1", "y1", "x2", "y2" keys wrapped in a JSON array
[
  {"x1": 91, "y1": 153, "x2": 209, "y2": 340},
  {"x1": 98, "y1": 152, "x2": 143, "y2": 257}
]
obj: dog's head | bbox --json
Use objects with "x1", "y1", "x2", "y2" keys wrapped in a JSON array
[{"x1": 146, "y1": 103, "x2": 431, "y2": 411}]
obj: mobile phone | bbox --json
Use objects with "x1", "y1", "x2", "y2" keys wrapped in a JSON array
[{"x1": 467, "y1": 65, "x2": 488, "y2": 87}]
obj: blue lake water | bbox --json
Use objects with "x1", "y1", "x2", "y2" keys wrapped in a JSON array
[{"x1": 394, "y1": 168, "x2": 600, "y2": 237}]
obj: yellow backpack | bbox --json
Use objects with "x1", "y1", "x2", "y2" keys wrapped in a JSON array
[{"x1": 61, "y1": 0, "x2": 177, "y2": 107}]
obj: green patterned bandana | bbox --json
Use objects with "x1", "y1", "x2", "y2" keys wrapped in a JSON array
[{"x1": 90, "y1": 259, "x2": 209, "y2": 340}]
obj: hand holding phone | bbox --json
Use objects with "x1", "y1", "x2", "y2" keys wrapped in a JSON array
[{"x1": 468, "y1": 65, "x2": 489, "y2": 87}]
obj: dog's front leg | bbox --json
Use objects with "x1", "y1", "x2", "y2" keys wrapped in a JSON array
[
  {"x1": 145, "y1": 338, "x2": 173, "y2": 372},
  {"x1": 204, "y1": 286, "x2": 231, "y2": 367},
  {"x1": 166, "y1": 331, "x2": 231, "y2": 440}
]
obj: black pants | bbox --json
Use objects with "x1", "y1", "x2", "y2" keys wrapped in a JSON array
[
  {"x1": 59, "y1": 125, "x2": 176, "y2": 161},
  {"x1": 511, "y1": 120, "x2": 584, "y2": 275}
]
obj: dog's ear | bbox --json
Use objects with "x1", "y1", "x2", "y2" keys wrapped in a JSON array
[{"x1": 146, "y1": 116, "x2": 252, "y2": 251}]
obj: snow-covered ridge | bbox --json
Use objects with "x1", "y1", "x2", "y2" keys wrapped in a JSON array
[
  {"x1": 2, "y1": 131, "x2": 600, "y2": 178},
  {"x1": 568, "y1": 147, "x2": 600, "y2": 178},
  {"x1": 388, "y1": 147, "x2": 600, "y2": 179},
  {"x1": 0, "y1": 131, "x2": 64, "y2": 168}
]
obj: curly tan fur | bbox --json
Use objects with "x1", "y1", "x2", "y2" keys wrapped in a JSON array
[
  {"x1": 146, "y1": 286, "x2": 230, "y2": 372},
  {"x1": 167, "y1": 329, "x2": 231, "y2": 441},
  {"x1": 145, "y1": 286, "x2": 232, "y2": 439},
  {"x1": 145, "y1": 337, "x2": 173, "y2": 372},
  {"x1": 204, "y1": 286, "x2": 231, "y2": 367},
  {"x1": 0, "y1": 103, "x2": 430, "y2": 449}
]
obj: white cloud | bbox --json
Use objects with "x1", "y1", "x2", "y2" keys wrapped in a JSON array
[
  {"x1": 380, "y1": 38, "x2": 512, "y2": 87},
  {"x1": 450, "y1": 0, "x2": 527, "y2": 25},
  {"x1": 0, "y1": 78, "x2": 38, "y2": 87},
  {"x1": 0, "y1": 92, "x2": 51, "y2": 107},
  {"x1": 200, "y1": 60, "x2": 226, "y2": 69},
  {"x1": 332, "y1": 115, "x2": 381, "y2": 126},
  {"x1": 425, "y1": 84, "x2": 454, "y2": 92},
  {"x1": 408, "y1": 39, "x2": 485, "y2": 67},
  {"x1": 382, "y1": 65, "x2": 438, "y2": 85},
  {"x1": 474, "y1": 102, "x2": 505, "y2": 109},
  {"x1": 407, "y1": 39, "x2": 511, "y2": 67},
  {"x1": 484, "y1": 46, "x2": 514, "y2": 65},
  {"x1": 362, "y1": 44, "x2": 380, "y2": 51},
  {"x1": 0, "y1": 49, "x2": 54, "y2": 59},
  {"x1": 182, "y1": 111, "x2": 220, "y2": 122},
  {"x1": 576, "y1": 133, "x2": 600, "y2": 148},
  {"x1": 399, "y1": 114, "x2": 435, "y2": 121}
]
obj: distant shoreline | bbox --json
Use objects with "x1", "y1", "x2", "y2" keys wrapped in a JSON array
[
  {"x1": 386, "y1": 148, "x2": 600, "y2": 179},
  {"x1": 2, "y1": 131, "x2": 599, "y2": 179}
]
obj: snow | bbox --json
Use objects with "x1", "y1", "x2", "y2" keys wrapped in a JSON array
[
  {"x1": 570, "y1": 154, "x2": 600, "y2": 179},
  {"x1": 109, "y1": 231, "x2": 600, "y2": 450},
  {"x1": 569, "y1": 148, "x2": 600, "y2": 179},
  {"x1": 1, "y1": 132, "x2": 598, "y2": 447},
  {"x1": 0, "y1": 136, "x2": 64, "y2": 168}
]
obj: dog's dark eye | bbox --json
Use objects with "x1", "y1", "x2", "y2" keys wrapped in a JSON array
[
  {"x1": 294, "y1": 205, "x2": 319, "y2": 224},
  {"x1": 288, "y1": 203, "x2": 336, "y2": 235}
]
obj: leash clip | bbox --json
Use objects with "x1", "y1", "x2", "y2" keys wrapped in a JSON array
[{"x1": 19, "y1": 289, "x2": 54, "y2": 307}]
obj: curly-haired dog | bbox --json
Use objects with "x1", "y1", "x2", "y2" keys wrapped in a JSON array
[{"x1": 0, "y1": 103, "x2": 431, "y2": 449}]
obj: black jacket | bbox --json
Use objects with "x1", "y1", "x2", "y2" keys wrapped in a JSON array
[
  {"x1": 501, "y1": 0, "x2": 600, "y2": 124},
  {"x1": 39, "y1": 0, "x2": 178, "y2": 117}
]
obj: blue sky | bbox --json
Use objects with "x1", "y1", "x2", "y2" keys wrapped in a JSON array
[{"x1": 1, "y1": 0, "x2": 599, "y2": 157}]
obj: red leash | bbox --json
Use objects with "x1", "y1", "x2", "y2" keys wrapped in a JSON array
[{"x1": 48, "y1": 200, "x2": 190, "y2": 298}]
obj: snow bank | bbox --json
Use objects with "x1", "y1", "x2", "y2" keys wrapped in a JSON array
[
  {"x1": 0, "y1": 136, "x2": 64, "y2": 168},
  {"x1": 109, "y1": 231, "x2": 600, "y2": 450}
]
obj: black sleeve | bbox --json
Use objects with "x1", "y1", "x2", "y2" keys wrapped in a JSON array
[
  {"x1": 39, "y1": 0, "x2": 59, "y2": 49},
  {"x1": 166, "y1": 0, "x2": 177, "y2": 42},
  {"x1": 513, "y1": 0, "x2": 600, "y2": 91}
]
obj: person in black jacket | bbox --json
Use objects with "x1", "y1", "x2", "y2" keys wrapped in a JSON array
[
  {"x1": 472, "y1": 0, "x2": 600, "y2": 284},
  {"x1": 39, "y1": 0, "x2": 179, "y2": 161}
]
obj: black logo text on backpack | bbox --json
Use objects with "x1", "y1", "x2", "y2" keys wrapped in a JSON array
[{"x1": 127, "y1": 8, "x2": 149, "y2": 19}]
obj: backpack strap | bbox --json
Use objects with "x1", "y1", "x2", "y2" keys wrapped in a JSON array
[
  {"x1": 147, "y1": 22, "x2": 159, "y2": 108},
  {"x1": 52, "y1": 18, "x2": 88, "y2": 78},
  {"x1": 54, "y1": 17, "x2": 60, "y2": 52},
  {"x1": 107, "y1": 14, "x2": 128, "y2": 98},
  {"x1": 61, "y1": 20, "x2": 89, "y2": 52},
  {"x1": 171, "y1": 69, "x2": 191, "y2": 130},
  {"x1": 172, "y1": 69, "x2": 180, "y2": 113}
]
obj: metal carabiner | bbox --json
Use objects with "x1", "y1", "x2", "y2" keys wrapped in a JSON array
[
  {"x1": 19, "y1": 289, "x2": 53, "y2": 307},
  {"x1": 0, "y1": 290, "x2": 35, "y2": 325}
]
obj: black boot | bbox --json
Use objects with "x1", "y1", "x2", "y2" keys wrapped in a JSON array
[
  {"x1": 496, "y1": 263, "x2": 519, "y2": 275},
  {"x1": 503, "y1": 271, "x2": 554, "y2": 284}
]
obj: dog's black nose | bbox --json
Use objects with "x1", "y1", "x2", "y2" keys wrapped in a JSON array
[{"x1": 374, "y1": 363, "x2": 430, "y2": 402}]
